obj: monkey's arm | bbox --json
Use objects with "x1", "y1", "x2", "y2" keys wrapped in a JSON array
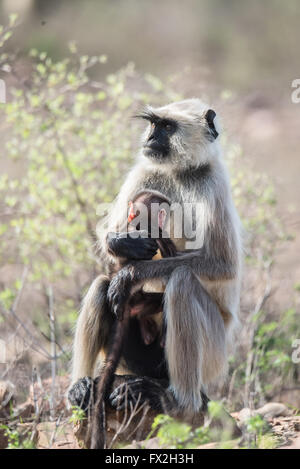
[
  {"x1": 108, "y1": 252, "x2": 236, "y2": 318},
  {"x1": 107, "y1": 214, "x2": 239, "y2": 318},
  {"x1": 130, "y1": 246, "x2": 238, "y2": 281}
]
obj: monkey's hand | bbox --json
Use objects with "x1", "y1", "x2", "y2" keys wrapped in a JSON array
[
  {"x1": 109, "y1": 376, "x2": 175, "y2": 413},
  {"x1": 68, "y1": 376, "x2": 98, "y2": 412},
  {"x1": 107, "y1": 264, "x2": 137, "y2": 319},
  {"x1": 107, "y1": 231, "x2": 158, "y2": 260}
]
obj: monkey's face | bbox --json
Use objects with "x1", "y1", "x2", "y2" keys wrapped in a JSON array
[
  {"x1": 143, "y1": 118, "x2": 178, "y2": 161},
  {"x1": 137, "y1": 100, "x2": 220, "y2": 168}
]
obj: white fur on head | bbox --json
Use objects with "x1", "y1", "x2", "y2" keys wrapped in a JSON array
[{"x1": 139, "y1": 99, "x2": 221, "y2": 169}]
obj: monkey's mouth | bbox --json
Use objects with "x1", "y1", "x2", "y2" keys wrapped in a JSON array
[{"x1": 143, "y1": 142, "x2": 169, "y2": 159}]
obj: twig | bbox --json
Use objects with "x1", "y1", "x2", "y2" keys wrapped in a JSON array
[
  {"x1": 253, "y1": 348, "x2": 265, "y2": 407},
  {"x1": 244, "y1": 268, "x2": 272, "y2": 408},
  {"x1": 0, "y1": 269, "x2": 51, "y2": 360},
  {"x1": 227, "y1": 368, "x2": 238, "y2": 407},
  {"x1": 126, "y1": 403, "x2": 151, "y2": 443},
  {"x1": 56, "y1": 141, "x2": 96, "y2": 242},
  {"x1": 39, "y1": 331, "x2": 70, "y2": 359},
  {"x1": 31, "y1": 367, "x2": 39, "y2": 416},
  {"x1": 48, "y1": 285, "x2": 56, "y2": 421},
  {"x1": 12, "y1": 266, "x2": 28, "y2": 312},
  {"x1": 49, "y1": 411, "x2": 64, "y2": 448},
  {"x1": 109, "y1": 389, "x2": 148, "y2": 449}
]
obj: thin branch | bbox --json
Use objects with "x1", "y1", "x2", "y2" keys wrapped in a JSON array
[
  {"x1": 49, "y1": 411, "x2": 64, "y2": 448},
  {"x1": 227, "y1": 368, "x2": 238, "y2": 407},
  {"x1": 12, "y1": 266, "x2": 28, "y2": 312},
  {"x1": 56, "y1": 141, "x2": 96, "y2": 242},
  {"x1": 39, "y1": 331, "x2": 70, "y2": 359},
  {"x1": 48, "y1": 285, "x2": 56, "y2": 421},
  {"x1": 0, "y1": 299, "x2": 51, "y2": 360},
  {"x1": 244, "y1": 267, "x2": 272, "y2": 408}
]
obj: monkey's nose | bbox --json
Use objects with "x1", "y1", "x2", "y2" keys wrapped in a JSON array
[{"x1": 147, "y1": 132, "x2": 155, "y2": 142}]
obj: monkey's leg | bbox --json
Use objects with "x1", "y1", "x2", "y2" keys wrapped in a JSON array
[
  {"x1": 129, "y1": 291, "x2": 163, "y2": 317},
  {"x1": 68, "y1": 374, "x2": 171, "y2": 414},
  {"x1": 164, "y1": 266, "x2": 227, "y2": 415},
  {"x1": 129, "y1": 292, "x2": 164, "y2": 345},
  {"x1": 70, "y1": 374, "x2": 209, "y2": 415},
  {"x1": 69, "y1": 287, "x2": 162, "y2": 410},
  {"x1": 70, "y1": 275, "x2": 113, "y2": 386},
  {"x1": 68, "y1": 376, "x2": 97, "y2": 411}
]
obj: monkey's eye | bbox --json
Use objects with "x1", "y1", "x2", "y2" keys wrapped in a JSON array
[{"x1": 163, "y1": 122, "x2": 174, "y2": 132}]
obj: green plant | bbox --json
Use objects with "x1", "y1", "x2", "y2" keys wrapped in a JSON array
[
  {"x1": 0, "y1": 19, "x2": 180, "y2": 362},
  {"x1": 0, "y1": 424, "x2": 35, "y2": 449},
  {"x1": 147, "y1": 401, "x2": 241, "y2": 449},
  {"x1": 243, "y1": 414, "x2": 278, "y2": 449},
  {"x1": 69, "y1": 406, "x2": 86, "y2": 425},
  {"x1": 149, "y1": 414, "x2": 211, "y2": 449}
]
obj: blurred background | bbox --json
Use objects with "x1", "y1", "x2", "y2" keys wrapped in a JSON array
[
  {"x1": 0, "y1": 0, "x2": 299, "y2": 449},
  {"x1": 0, "y1": 0, "x2": 299, "y2": 217}
]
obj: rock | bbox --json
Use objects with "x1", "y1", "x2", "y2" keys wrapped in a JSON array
[
  {"x1": 237, "y1": 402, "x2": 292, "y2": 424},
  {"x1": 0, "y1": 380, "x2": 15, "y2": 419},
  {"x1": 255, "y1": 403, "x2": 292, "y2": 420},
  {"x1": 237, "y1": 407, "x2": 252, "y2": 424}
]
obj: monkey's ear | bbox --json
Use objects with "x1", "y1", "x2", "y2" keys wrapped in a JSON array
[
  {"x1": 158, "y1": 208, "x2": 167, "y2": 230},
  {"x1": 205, "y1": 109, "x2": 219, "y2": 140}
]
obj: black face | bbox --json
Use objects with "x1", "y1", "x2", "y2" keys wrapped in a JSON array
[{"x1": 141, "y1": 114, "x2": 177, "y2": 160}]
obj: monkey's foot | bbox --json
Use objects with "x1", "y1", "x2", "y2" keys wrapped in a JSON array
[
  {"x1": 68, "y1": 376, "x2": 96, "y2": 411},
  {"x1": 109, "y1": 376, "x2": 174, "y2": 413}
]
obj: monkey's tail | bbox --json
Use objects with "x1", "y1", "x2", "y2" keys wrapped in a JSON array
[{"x1": 90, "y1": 311, "x2": 130, "y2": 449}]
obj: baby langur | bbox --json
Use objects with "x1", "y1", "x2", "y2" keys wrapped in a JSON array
[
  {"x1": 91, "y1": 190, "x2": 176, "y2": 449},
  {"x1": 108, "y1": 190, "x2": 176, "y2": 344}
]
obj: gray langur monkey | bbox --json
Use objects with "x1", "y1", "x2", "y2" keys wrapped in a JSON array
[{"x1": 68, "y1": 98, "x2": 242, "y2": 420}]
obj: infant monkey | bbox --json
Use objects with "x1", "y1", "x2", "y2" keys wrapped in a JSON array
[
  {"x1": 108, "y1": 189, "x2": 177, "y2": 345},
  {"x1": 90, "y1": 190, "x2": 177, "y2": 448}
]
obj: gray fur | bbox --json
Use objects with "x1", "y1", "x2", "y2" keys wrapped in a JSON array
[
  {"x1": 164, "y1": 266, "x2": 226, "y2": 414},
  {"x1": 72, "y1": 99, "x2": 242, "y2": 415},
  {"x1": 71, "y1": 275, "x2": 112, "y2": 383}
]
